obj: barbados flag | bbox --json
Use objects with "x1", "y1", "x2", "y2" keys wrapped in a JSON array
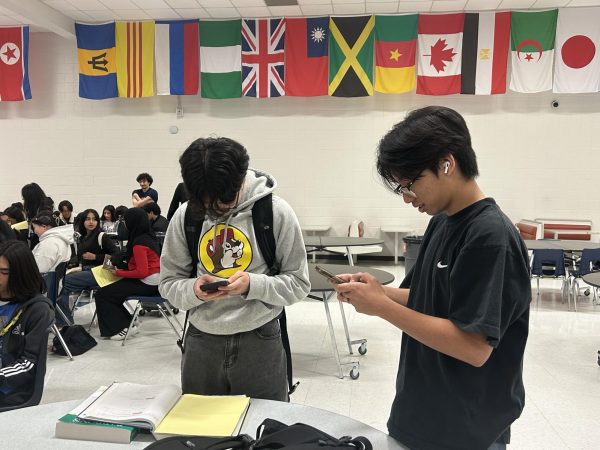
[
  {"x1": 116, "y1": 21, "x2": 155, "y2": 98},
  {"x1": 155, "y1": 20, "x2": 199, "y2": 95},
  {"x1": 75, "y1": 22, "x2": 117, "y2": 100}
]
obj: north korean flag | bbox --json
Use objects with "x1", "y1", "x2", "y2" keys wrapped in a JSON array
[
  {"x1": 0, "y1": 26, "x2": 31, "y2": 101},
  {"x1": 285, "y1": 17, "x2": 328, "y2": 96}
]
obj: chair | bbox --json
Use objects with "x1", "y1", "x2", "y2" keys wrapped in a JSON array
[
  {"x1": 569, "y1": 248, "x2": 600, "y2": 311},
  {"x1": 41, "y1": 261, "x2": 74, "y2": 361},
  {"x1": 121, "y1": 296, "x2": 184, "y2": 346},
  {"x1": 0, "y1": 319, "x2": 52, "y2": 412},
  {"x1": 325, "y1": 220, "x2": 383, "y2": 265},
  {"x1": 531, "y1": 249, "x2": 570, "y2": 306}
]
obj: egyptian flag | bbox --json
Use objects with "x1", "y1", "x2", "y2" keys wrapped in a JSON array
[
  {"x1": 155, "y1": 20, "x2": 199, "y2": 95},
  {"x1": 374, "y1": 14, "x2": 417, "y2": 94},
  {"x1": 0, "y1": 26, "x2": 31, "y2": 101},
  {"x1": 417, "y1": 13, "x2": 464, "y2": 95},
  {"x1": 509, "y1": 10, "x2": 557, "y2": 93},
  {"x1": 461, "y1": 12, "x2": 510, "y2": 95},
  {"x1": 554, "y1": 7, "x2": 600, "y2": 93},
  {"x1": 285, "y1": 17, "x2": 329, "y2": 96}
]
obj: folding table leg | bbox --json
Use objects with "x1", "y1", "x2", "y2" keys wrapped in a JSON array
[
  {"x1": 322, "y1": 292, "x2": 344, "y2": 379},
  {"x1": 52, "y1": 323, "x2": 74, "y2": 361}
]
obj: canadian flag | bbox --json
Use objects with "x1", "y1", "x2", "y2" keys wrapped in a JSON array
[
  {"x1": 0, "y1": 26, "x2": 31, "y2": 101},
  {"x1": 417, "y1": 13, "x2": 464, "y2": 95}
]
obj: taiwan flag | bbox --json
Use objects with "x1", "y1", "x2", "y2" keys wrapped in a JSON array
[
  {"x1": 285, "y1": 17, "x2": 328, "y2": 96},
  {"x1": 0, "y1": 26, "x2": 31, "y2": 101},
  {"x1": 554, "y1": 7, "x2": 600, "y2": 93},
  {"x1": 417, "y1": 13, "x2": 464, "y2": 95},
  {"x1": 155, "y1": 20, "x2": 199, "y2": 95}
]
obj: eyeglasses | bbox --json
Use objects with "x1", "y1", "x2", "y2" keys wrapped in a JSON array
[{"x1": 394, "y1": 173, "x2": 421, "y2": 199}]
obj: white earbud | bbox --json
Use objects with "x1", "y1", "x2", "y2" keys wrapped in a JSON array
[{"x1": 443, "y1": 161, "x2": 450, "y2": 174}]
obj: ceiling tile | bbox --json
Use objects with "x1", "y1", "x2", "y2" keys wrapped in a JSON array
[
  {"x1": 175, "y1": 7, "x2": 210, "y2": 17},
  {"x1": 297, "y1": 0, "x2": 331, "y2": 4},
  {"x1": 231, "y1": 0, "x2": 265, "y2": 6},
  {"x1": 332, "y1": 3, "x2": 367, "y2": 13},
  {"x1": 131, "y1": 0, "x2": 171, "y2": 8},
  {"x1": 145, "y1": 8, "x2": 182, "y2": 18},
  {"x1": 397, "y1": 1, "x2": 432, "y2": 11},
  {"x1": 532, "y1": 0, "x2": 569, "y2": 6},
  {"x1": 114, "y1": 9, "x2": 152, "y2": 19},
  {"x1": 268, "y1": 5, "x2": 303, "y2": 15},
  {"x1": 73, "y1": 0, "x2": 108, "y2": 10},
  {"x1": 82, "y1": 10, "x2": 118, "y2": 20},
  {"x1": 465, "y1": 0, "x2": 502, "y2": 9},
  {"x1": 237, "y1": 6, "x2": 271, "y2": 16},
  {"x1": 165, "y1": 0, "x2": 201, "y2": 7},
  {"x1": 62, "y1": 10, "x2": 94, "y2": 20},
  {"x1": 43, "y1": 0, "x2": 78, "y2": 11},
  {"x1": 299, "y1": 4, "x2": 334, "y2": 14},
  {"x1": 100, "y1": 0, "x2": 139, "y2": 8},
  {"x1": 430, "y1": 0, "x2": 467, "y2": 11},
  {"x1": 366, "y1": 2, "x2": 399, "y2": 12},
  {"x1": 204, "y1": 7, "x2": 241, "y2": 17},
  {"x1": 198, "y1": 0, "x2": 234, "y2": 6},
  {"x1": 497, "y1": 0, "x2": 536, "y2": 8}
]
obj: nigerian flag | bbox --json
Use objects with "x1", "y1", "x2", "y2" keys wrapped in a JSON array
[
  {"x1": 509, "y1": 10, "x2": 558, "y2": 93},
  {"x1": 200, "y1": 20, "x2": 242, "y2": 99}
]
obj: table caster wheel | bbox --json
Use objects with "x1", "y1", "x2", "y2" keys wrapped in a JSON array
[
  {"x1": 172, "y1": 308, "x2": 180, "y2": 314},
  {"x1": 358, "y1": 343, "x2": 367, "y2": 355},
  {"x1": 350, "y1": 367, "x2": 360, "y2": 380},
  {"x1": 139, "y1": 309, "x2": 146, "y2": 316}
]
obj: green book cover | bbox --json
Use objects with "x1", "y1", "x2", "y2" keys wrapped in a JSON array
[{"x1": 56, "y1": 413, "x2": 139, "y2": 444}]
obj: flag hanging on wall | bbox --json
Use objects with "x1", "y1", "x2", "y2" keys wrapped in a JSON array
[
  {"x1": 0, "y1": 26, "x2": 31, "y2": 101},
  {"x1": 285, "y1": 17, "x2": 328, "y2": 96},
  {"x1": 116, "y1": 21, "x2": 155, "y2": 98},
  {"x1": 417, "y1": 13, "x2": 464, "y2": 95},
  {"x1": 374, "y1": 14, "x2": 417, "y2": 94},
  {"x1": 75, "y1": 22, "x2": 117, "y2": 100},
  {"x1": 461, "y1": 12, "x2": 510, "y2": 95},
  {"x1": 509, "y1": 10, "x2": 557, "y2": 93},
  {"x1": 200, "y1": 20, "x2": 242, "y2": 99},
  {"x1": 242, "y1": 18, "x2": 286, "y2": 98},
  {"x1": 329, "y1": 15, "x2": 375, "y2": 97},
  {"x1": 155, "y1": 20, "x2": 199, "y2": 95},
  {"x1": 553, "y1": 7, "x2": 600, "y2": 93}
]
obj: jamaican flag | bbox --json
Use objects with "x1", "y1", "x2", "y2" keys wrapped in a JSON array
[{"x1": 328, "y1": 16, "x2": 375, "y2": 97}]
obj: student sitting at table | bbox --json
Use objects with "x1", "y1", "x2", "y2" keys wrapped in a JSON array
[
  {"x1": 95, "y1": 208, "x2": 160, "y2": 341},
  {"x1": 31, "y1": 212, "x2": 73, "y2": 273},
  {"x1": 55, "y1": 209, "x2": 118, "y2": 325},
  {"x1": 0, "y1": 240, "x2": 54, "y2": 408}
]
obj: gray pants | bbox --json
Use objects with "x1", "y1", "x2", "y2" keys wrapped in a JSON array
[{"x1": 181, "y1": 318, "x2": 288, "y2": 401}]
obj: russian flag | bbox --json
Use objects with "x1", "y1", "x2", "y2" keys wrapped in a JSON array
[{"x1": 155, "y1": 20, "x2": 199, "y2": 95}]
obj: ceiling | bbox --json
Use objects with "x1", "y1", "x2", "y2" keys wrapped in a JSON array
[{"x1": 1, "y1": 0, "x2": 599, "y2": 39}]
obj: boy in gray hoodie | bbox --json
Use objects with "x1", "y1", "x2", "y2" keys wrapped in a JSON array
[{"x1": 159, "y1": 137, "x2": 310, "y2": 401}]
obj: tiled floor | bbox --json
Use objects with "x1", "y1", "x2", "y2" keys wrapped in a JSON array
[{"x1": 42, "y1": 261, "x2": 600, "y2": 449}]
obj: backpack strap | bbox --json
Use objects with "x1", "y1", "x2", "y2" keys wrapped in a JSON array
[
  {"x1": 97, "y1": 232, "x2": 105, "y2": 249},
  {"x1": 252, "y1": 194, "x2": 279, "y2": 276}
]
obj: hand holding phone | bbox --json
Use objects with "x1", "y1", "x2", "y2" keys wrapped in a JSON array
[
  {"x1": 200, "y1": 280, "x2": 229, "y2": 293},
  {"x1": 102, "y1": 254, "x2": 114, "y2": 270},
  {"x1": 315, "y1": 265, "x2": 346, "y2": 284}
]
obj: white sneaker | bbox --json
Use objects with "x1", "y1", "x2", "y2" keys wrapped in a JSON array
[{"x1": 110, "y1": 326, "x2": 138, "y2": 341}]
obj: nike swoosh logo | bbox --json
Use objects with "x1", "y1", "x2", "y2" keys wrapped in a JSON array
[{"x1": 437, "y1": 261, "x2": 448, "y2": 269}]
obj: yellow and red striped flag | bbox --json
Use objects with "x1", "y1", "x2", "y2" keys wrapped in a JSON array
[{"x1": 116, "y1": 21, "x2": 155, "y2": 98}]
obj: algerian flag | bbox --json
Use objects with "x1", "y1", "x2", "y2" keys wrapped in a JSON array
[
  {"x1": 554, "y1": 7, "x2": 600, "y2": 93},
  {"x1": 509, "y1": 10, "x2": 557, "y2": 93},
  {"x1": 200, "y1": 20, "x2": 241, "y2": 99}
]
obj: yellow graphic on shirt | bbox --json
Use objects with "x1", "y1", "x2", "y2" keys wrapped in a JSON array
[{"x1": 199, "y1": 224, "x2": 253, "y2": 277}]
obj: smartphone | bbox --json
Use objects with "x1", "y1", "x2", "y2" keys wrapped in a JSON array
[
  {"x1": 102, "y1": 254, "x2": 114, "y2": 270},
  {"x1": 200, "y1": 280, "x2": 229, "y2": 293},
  {"x1": 314, "y1": 265, "x2": 346, "y2": 284}
]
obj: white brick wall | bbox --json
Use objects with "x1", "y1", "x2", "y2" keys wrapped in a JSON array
[{"x1": 2, "y1": 32, "x2": 600, "y2": 256}]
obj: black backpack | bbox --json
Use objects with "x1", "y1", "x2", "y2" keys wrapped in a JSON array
[
  {"x1": 180, "y1": 194, "x2": 297, "y2": 395},
  {"x1": 144, "y1": 418, "x2": 373, "y2": 450},
  {"x1": 52, "y1": 325, "x2": 97, "y2": 356}
]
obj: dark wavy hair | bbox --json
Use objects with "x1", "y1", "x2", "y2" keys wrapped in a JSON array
[
  {"x1": 0, "y1": 221, "x2": 17, "y2": 243},
  {"x1": 136, "y1": 173, "x2": 153, "y2": 185},
  {"x1": 102, "y1": 205, "x2": 116, "y2": 222},
  {"x1": 4, "y1": 206, "x2": 25, "y2": 224},
  {"x1": 21, "y1": 183, "x2": 51, "y2": 220},
  {"x1": 77, "y1": 209, "x2": 101, "y2": 237},
  {"x1": 0, "y1": 240, "x2": 45, "y2": 302},
  {"x1": 376, "y1": 106, "x2": 479, "y2": 192},
  {"x1": 179, "y1": 137, "x2": 249, "y2": 218}
]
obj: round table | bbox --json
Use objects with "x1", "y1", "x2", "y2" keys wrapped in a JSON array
[
  {"x1": 304, "y1": 237, "x2": 385, "y2": 265},
  {"x1": 0, "y1": 398, "x2": 406, "y2": 450}
]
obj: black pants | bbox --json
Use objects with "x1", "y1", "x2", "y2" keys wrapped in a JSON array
[{"x1": 95, "y1": 279, "x2": 158, "y2": 337}]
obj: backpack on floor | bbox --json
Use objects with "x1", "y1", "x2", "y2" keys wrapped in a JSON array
[
  {"x1": 143, "y1": 418, "x2": 373, "y2": 450},
  {"x1": 52, "y1": 325, "x2": 97, "y2": 356}
]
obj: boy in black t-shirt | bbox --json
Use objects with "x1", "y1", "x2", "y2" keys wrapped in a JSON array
[
  {"x1": 333, "y1": 106, "x2": 531, "y2": 450},
  {"x1": 132, "y1": 172, "x2": 158, "y2": 207}
]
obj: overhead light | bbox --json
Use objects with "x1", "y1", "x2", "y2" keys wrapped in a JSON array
[{"x1": 264, "y1": 0, "x2": 298, "y2": 6}]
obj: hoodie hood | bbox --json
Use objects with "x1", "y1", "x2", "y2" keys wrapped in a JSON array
[
  {"x1": 33, "y1": 224, "x2": 74, "y2": 272},
  {"x1": 39, "y1": 224, "x2": 74, "y2": 246}
]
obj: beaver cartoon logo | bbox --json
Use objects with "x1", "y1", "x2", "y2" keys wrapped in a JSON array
[{"x1": 199, "y1": 224, "x2": 252, "y2": 277}]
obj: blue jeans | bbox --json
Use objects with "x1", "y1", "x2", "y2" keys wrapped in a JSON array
[
  {"x1": 56, "y1": 270, "x2": 99, "y2": 325},
  {"x1": 181, "y1": 318, "x2": 288, "y2": 401}
]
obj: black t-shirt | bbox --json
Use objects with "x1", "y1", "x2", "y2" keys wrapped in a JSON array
[
  {"x1": 132, "y1": 187, "x2": 158, "y2": 203},
  {"x1": 388, "y1": 198, "x2": 531, "y2": 450}
]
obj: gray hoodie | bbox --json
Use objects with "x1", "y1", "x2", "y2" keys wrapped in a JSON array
[
  {"x1": 32, "y1": 224, "x2": 74, "y2": 273},
  {"x1": 159, "y1": 169, "x2": 311, "y2": 335}
]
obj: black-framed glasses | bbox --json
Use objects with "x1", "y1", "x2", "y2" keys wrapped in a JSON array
[{"x1": 394, "y1": 172, "x2": 421, "y2": 198}]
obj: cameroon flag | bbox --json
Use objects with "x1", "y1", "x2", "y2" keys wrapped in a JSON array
[
  {"x1": 375, "y1": 15, "x2": 418, "y2": 94},
  {"x1": 329, "y1": 16, "x2": 374, "y2": 97}
]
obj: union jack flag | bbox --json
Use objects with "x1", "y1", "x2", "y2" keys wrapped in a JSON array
[{"x1": 242, "y1": 18, "x2": 285, "y2": 98}]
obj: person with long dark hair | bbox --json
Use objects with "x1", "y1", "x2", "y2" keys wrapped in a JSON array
[
  {"x1": 55, "y1": 209, "x2": 118, "y2": 325},
  {"x1": 21, "y1": 183, "x2": 53, "y2": 249},
  {"x1": 95, "y1": 208, "x2": 160, "y2": 340},
  {"x1": 0, "y1": 240, "x2": 54, "y2": 408},
  {"x1": 100, "y1": 205, "x2": 117, "y2": 233}
]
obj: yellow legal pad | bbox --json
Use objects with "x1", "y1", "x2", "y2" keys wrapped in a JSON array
[
  {"x1": 153, "y1": 394, "x2": 250, "y2": 439},
  {"x1": 91, "y1": 266, "x2": 122, "y2": 288}
]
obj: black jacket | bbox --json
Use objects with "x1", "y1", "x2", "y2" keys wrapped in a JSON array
[
  {"x1": 77, "y1": 231, "x2": 118, "y2": 266},
  {"x1": 0, "y1": 295, "x2": 54, "y2": 407}
]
